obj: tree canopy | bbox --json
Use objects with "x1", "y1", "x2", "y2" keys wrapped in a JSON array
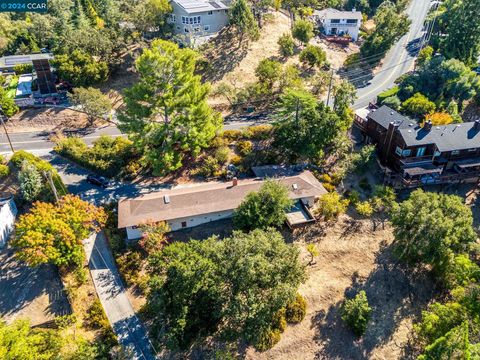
[
  {"x1": 146, "y1": 229, "x2": 306, "y2": 349},
  {"x1": 13, "y1": 195, "x2": 106, "y2": 268},
  {"x1": 229, "y1": 0, "x2": 260, "y2": 41},
  {"x1": 118, "y1": 40, "x2": 222, "y2": 176},
  {"x1": 233, "y1": 180, "x2": 294, "y2": 231}
]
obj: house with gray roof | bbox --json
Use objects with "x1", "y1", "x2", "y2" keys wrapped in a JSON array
[
  {"x1": 355, "y1": 105, "x2": 480, "y2": 188},
  {"x1": 168, "y1": 0, "x2": 231, "y2": 45}
]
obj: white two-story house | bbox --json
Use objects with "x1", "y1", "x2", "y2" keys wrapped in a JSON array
[
  {"x1": 313, "y1": 8, "x2": 363, "y2": 41},
  {"x1": 169, "y1": 0, "x2": 231, "y2": 45}
]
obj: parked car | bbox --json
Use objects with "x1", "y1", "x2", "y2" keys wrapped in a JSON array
[{"x1": 87, "y1": 174, "x2": 111, "y2": 188}]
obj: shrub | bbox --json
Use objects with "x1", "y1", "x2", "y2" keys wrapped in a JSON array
[
  {"x1": 255, "y1": 59, "x2": 282, "y2": 86},
  {"x1": 214, "y1": 146, "x2": 230, "y2": 164},
  {"x1": 85, "y1": 299, "x2": 110, "y2": 330},
  {"x1": 285, "y1": 294, "x2": 307, "y2": 323},
  {"x1": 222, "y1": 129, "x2": 243, "y2": 141},
  {"x1": 230, "y1": 154, "x2": 242, "y2": 166},
  {"x1": 425, "y1": 112, "x2": 454, "y2": 125},
  {"x1": 381, "y1": 95, "x2": 401, "y2": 110},
  {"x1": 323, "y1": 182, "x2": 336, "y2": 192},
  {"x1": 271, "y1": 308, "x2": 287, "y2": 332},
  {"x1": 13, "y1": 63, "x2": 33, "y2": 75},
  {"x1": 377, "y1": 86, "x2": 399, "y2": 104},
  {"x1": 0, "y1": 164, "x2": 9, "y2": 178},
  {"x1": 356, "y1": 201, "x2": 374, "y2": 217},
  {"x1": 237, "y1": 140, "x2": 253, "y2": 156},
  {"x1": 402, "y1": 93, "x2": 436, "y2": 118},
  {"x1": 299, "y1": 45, "x2": 326, "y2": 68},
  {"x1": 18, "y1": 160, "x2": 43, "y2": 202},
  {"x1": 278, "y1": 33, "x2": 295, "y2": 57},
  {"x1": 116, "y1": 250, "x2": 143, "y2": 287},
  {"x1": 341, "y1": 290, "x2": 372, "y2": 337},
  {"x1": 316, "y1": 192, "x2": 349, "y2": 220},
  {"x1": 318, "y1": 173, "x2": 332, "y2": 184},
  {"x1": 244, "y1": 124, "x2": 273, "y2": 140},
  {"x1": 347, "y1": 190, "x2": 360, "y2": 205},
  {"x1": 196, "y1": 156, "x2": 221, "y2": 178},
  {"x1": 254, "y1": 328, "x2": 281, "y2": 351},
  {"x1": 292, "y1": 19, "x2": 314, "y2": 44}
]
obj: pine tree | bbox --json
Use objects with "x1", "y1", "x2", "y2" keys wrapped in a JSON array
[
  {"x1": 229, "y1": 0, "x2": 260, "y2": 41},
  {"x1": 118, "y1": 40, "x2": 222, "y2": 176}
]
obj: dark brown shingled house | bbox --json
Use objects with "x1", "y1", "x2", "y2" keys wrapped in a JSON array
[{"x1": 355, "y1": 105, "x2": 480, "y2": 188}]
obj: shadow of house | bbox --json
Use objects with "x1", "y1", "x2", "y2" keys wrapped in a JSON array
[{"x1": 313, "y1": 242, "x2": 434, "y2": 360}]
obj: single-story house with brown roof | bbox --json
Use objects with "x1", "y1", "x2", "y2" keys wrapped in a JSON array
[{"x1": 118, "y1": 171, "x2": 327, "y2": 240}]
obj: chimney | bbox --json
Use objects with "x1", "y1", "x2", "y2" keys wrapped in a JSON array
[
  {"x1": 381, "y1": 121, "x2": 399, "y2": 163},
  {"x1": 232, "y1": 177, "x2": 238, "y2": 187},
  {"x1": 352, "y1": 7, "x2": 356, "y2": 12},
  {"x1": 475, "y1": 119, "x2": 480, "y2": 131},
  {"x1": 424, "y1": 120, "x2": 432, "y2": 131}
]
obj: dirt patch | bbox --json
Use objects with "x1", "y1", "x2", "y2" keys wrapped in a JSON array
[
  {"x1": 245, "y1": 216, "x2": 434, "y2": 360},
  {"x1": 0, "y1": 247, "x2": 71, "y2": 327},
  {"x1": 5, "y1": 107, "x2": 108, "y2": 134}
]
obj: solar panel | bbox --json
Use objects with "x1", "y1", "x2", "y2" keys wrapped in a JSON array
[
  {"x1": 5, "y1": 56, "x2": 30, "y2": 66},
  {"x1": 209, "y1": 1, "x2": 221, "y2": 8}
]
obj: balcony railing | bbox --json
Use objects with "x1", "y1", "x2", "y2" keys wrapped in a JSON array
[{"x1": 400, "y1": 155, "x2": 436, "y2": 165}]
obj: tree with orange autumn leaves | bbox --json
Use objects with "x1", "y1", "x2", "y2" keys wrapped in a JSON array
[{"x1": 13, "y1": 195, "x2": 106, "y2": 269}]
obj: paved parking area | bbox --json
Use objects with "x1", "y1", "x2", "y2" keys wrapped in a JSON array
[{"x1": 0, "y1": 248, "x2": 70, "y2": 326}]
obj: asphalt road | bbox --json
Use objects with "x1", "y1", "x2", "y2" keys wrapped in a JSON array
[
  {"x1": 354, "y1": 0, "x2": 431, "y2": 108},
  {"x1": 0, "y1": 2, "x2": 431, "y2": 155},
  {"x1": 43, "y1": 153, "x2": 169, "y2": 205},
  {"x1": 84, "y1": 232, "x2": 156, "y2": 360}
]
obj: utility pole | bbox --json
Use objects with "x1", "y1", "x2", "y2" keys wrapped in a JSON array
[
  {"x1": 0, "y1": 108, "x2": 14, "y2": 153},
  {"x1": 44, "y1": 170, "x2": 59, "y2": 203},
  {"x1": 326, "y1": 67, "x2": 335, "y2": 107}
]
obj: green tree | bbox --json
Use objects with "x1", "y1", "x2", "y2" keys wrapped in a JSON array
[
  {"x1": 68, "y1": 87, "x2": 112, "y2": 124},
  {"x1": 138, "y1": 220, "x2": 170, "y2": 255},
  {"x1": 360, "y1": 1, "x2": 410, "y2": 59},
  {"x1": 229, "y1": 0, "x2": 260, "y2": 41},
  {"x1": 273, "y1": 90, "x2": 344, "y2": 163},
  {"x1": 147, "y1": 228, "x2": 305, "y2": 349},
  {"x1": 133, "y1": 0, "x2": 172, "y2": 34},
  {"x1": 278, "y1": 33, "x2": 295, "y2": 57},
  {"x1": 255, "y1": 58, "x2": 282, "y2": 86},
  {"x1": 441, "y1": 0, "x2": 480, "y2": 65},
  {"x1": 13, "y1": 195, "x2": 106, "y2": 268},
  {"x1": 53, "y1": 50, "x2": 109, "y2": 87},
  {"x1": 333, "y1": 79, "x2": 357, "y2": 126},
  {"x1": 417, "y1": 46, "x2": 434, "y2": 68},
  {"x1": 292, "y1": 19, "x2": 314, "y2": 45},
  {"x1": 0, "y1": 319, "x2": 62, "y2": 360},
  {"x1": 391, "y1": 190, "x2": 477, "y2": 278},
  {"x1": 299, "y1": 45, "x2": 326, "y2": 68},
  {"x1": 341, "y1": 290, "x2": 372, "y2": 337},
  {"x1": 316, "y1": 192, "x2": 349, "y2": 220},
  {"x1": 306, "y1": 243, "x2": 319, "y2": 266},
  {"x1": 0, "y1": 86, "x2": 19, "y2": 117},
  {"x1": 402, "y1": 92, "x2": 436, "y2": 118},
  {"x1": 118, "y1": 40, "x2": 222, "y2": 176},
  {"x1": 18, "y1": 160, "x2": 43, "y2": 202},
  {"x1": 233, "y1": 180, "x2": 294, "y2": 231}
]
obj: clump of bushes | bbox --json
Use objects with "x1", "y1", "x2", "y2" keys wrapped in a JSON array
[
  {"x1": 0, "y1": 155, "x2": 9, "y2": 178},
  {"x1": 11, "y1": 150, "x2": 67, "y2": 201},
  {"x1": 237, "y1": 140, "x2": 253, "y2": 156},
  {"x1": 285, "y1": 294, "x2": 307, "y2": 323},
  {"x1": 254, "y1": 328, "x2": 282, "y2": 351},
  {"x1": 54, "y1": 136, "x2": 136, "y2": 178},
  {"x1": 341, "y1": 290, "x2": 372, "y2": 337},
  {"x1": 316, "y1": 192, "x2": 350, "y2": 220},
  {"x1": 85, "y1": 298, "x2": 118, "y2": 347}
]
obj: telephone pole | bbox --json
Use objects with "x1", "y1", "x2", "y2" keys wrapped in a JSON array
[{"x1": 0, "y1": 108, "x2": 14, "y2": 153}]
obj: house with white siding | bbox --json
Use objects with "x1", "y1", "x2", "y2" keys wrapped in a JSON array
[
  {"x1": 313, "y1": 8, "x2": 363, "y2": 41},
  {"x1": 118, "y1": 171, "x2": 327, "y2": 240},
  {"x1": 168, "y1": 0, "x2": 231, "y2": 45}
]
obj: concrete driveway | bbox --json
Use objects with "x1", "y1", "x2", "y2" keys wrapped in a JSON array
[{"x1": 84, "y1": 232, "x2": 156, "y2": 360}]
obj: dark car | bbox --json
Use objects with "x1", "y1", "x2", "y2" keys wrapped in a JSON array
[{"x1": 87, "y1": 174, "x2": 111, "y2": 188}]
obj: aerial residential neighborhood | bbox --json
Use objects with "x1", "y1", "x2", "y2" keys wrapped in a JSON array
[{"x1": 0, "y1": 0, "x2": 479, "y2": 359}]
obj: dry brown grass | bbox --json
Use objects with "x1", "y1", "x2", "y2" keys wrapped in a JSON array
[{"x1": 246, "y1": 215, "x2": 434, "y2": 360}]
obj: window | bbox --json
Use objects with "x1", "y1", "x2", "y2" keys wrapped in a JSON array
[
  {"x1": 468, "y1": 148, "x2": 477, "y2": 152},
  {"x1": 184, "y1": 27, "x2": 189, "y2": 33},
  {"x1": 416, "y1": 147, "x2": 426, "y2": 157},
  {"x1": 451, "y1": 150, "x2": 460, "y2": 156},
  {"x1": 193, "y1": 26, "x2": 200, "y2": 32},
  {"x1": 208, "y1": 10, "x2": 213, "y2": 15},
  {"x1": 402, "y1": 149, "x2": 411, "y2": 157},
  {"x1": 181, "y1": 16, "x2": 186, "y2": 24},
  {"x1": 176, "y1": 25, "x2": 180, "y2": 30},
  {"x1": 434, "y1": 151, "x2": 441, "y2": 157},
  {"x1": 346, "y1": 19, "x2": 358, "y2": 24},
  {"x1": 181, "y1": 221, "x2": 187, "y2": 228},
  {"x1": 204, "y1": 25, "x2": 210, "y2": 31},
  {"x1": 170, "y1": 14, "x2": 176, "y2": 22},
  {"x1": 395, "y1": 146, "x2": 402, "y2": 156},
  {"x1": 330, "y1": 19, "x2": 341, "y2": 23}
]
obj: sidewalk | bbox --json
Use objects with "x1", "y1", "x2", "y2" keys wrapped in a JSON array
[{"x1": 84, "y1": 232, "x2": 156, "y2": 360}]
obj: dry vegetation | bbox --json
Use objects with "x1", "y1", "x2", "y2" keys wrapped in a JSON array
[{"x1": 245, "y1": 215, "x2": 434, "y2": 360}]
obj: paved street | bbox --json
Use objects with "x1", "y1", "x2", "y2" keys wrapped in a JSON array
[
  {"x1": 84, "y1": 232, "x2": 156, "y2": 360},
  {"x1": 43, "y1": 153, "x2": 169, "y2": 204},
  {"x1": 354, "y1": 0, "x2": 431, "y2": 108}
]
